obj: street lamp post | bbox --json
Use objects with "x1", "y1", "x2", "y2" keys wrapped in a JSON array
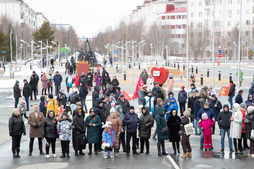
[
  {"x1": 211, "y1": 0, "x2": 215, "y2": 88},
  {"x1": 46, "y1": 40, "x2": 49, "y2": 72},
  {"x1": 237, "y1": 0, "x2": 242, "y2": 89},
  {"x1": 38, "y1": 41, "x2": 43, "y2": 72},
  {"x1": 121, "y1": 41, "x2": 124, "y2": 72},
  {"x1": 132, "y1": 40, "x2": 136, "y2": 84},
  {"x1": 186, "y1": 0, "x2": 190, "y2": 89},
  {"x1": 31, "y1": 40, "x2": 34, "y2": 70},
  {"x1": 10, "y1": 28, "x2": 13, "y2": 63}
]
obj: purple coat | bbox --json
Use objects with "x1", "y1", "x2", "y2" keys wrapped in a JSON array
[
  {"x1": 41, "y1": 75, "x2": 48, "y2": 89},
  {"x1": 96, "y1": 76, "x2": 103, "y2": 86}
]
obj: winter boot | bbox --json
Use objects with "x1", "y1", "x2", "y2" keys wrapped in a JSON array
[
  {"x1": 172, "y1": 143, "x2": 176, "y2": 155},
  {"x1": 109, "y1": 151, "x2": 114, "y2": 158},
  {"x1": 187, "y1": 152, "x2": 192, "y2": 157},
  {"x1": 79, "y1": 150, "x2": 85, "y2": 156},
  {"x1": 88, "y1": 150, "x2": 92, "y2": 155},
  {"x1": 181, "y1": 153, "x2": 188, "y2": 158},
  {"x1": 16, "y1": 149, "x2": 21, "y2": 158},
  {"x1": 145, "y1": 146, "x2": 150, "y2": 155},
  {"x1": 66, "y1": 154, "x2": 70, "y2": 158},
  {"x1": 13, "y1": 150, "x2": 17, "y2": 158},
  {"x1": 75, "y1": 151, "x2": 79, "y2": 156},
  {"x1": 103, "y1": 151, "x2": 108, "y2": 159},
  {"x1": 161, "y1": 141, "x2": 169, "y2": 155},
  {"x1": 60, "y1": 154, "x2": 65, "y2": 158},
  {"x1": 157, "y1": 141, "x2": 162, "y2": 157}
]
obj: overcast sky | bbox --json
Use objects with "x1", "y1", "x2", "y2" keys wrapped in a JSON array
[{"x1": 24, "y1": 0, "x2": 144, "y2": 38}]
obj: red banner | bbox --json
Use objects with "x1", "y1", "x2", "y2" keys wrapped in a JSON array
[
  {"x1": 132, "y1": 76, "x2": 144, "y2": 99},
  {"x1": 218, "y1": 86, "x2": 230, "y2": 97},
  {"x1": 97, "y1": 66, "x2": 102, "y2": 70},
  {"x1": 120, "y1": 90, "x2": 132, "y2": 101},
  {"x1": 57, "y1": 105, "x2": 64, "y2": 121}
]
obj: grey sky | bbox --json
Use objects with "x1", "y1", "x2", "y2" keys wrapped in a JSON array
[{"x1": 24, "y1": 0, "x2": 144, "y2": 38}]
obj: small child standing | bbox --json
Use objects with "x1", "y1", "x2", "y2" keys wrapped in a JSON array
[
  {"x1": 199, "y1": 113, "x2": 215, "y2": 151},
  {"x1": 57, "y1": 112, "x2": 74, "y2": 158},
  {"x1": 19, "y1": 100, "x2": 28, "y2": 119},
  {"x1": 102, "y1": 121, "x2": 115, "y2": 159}
]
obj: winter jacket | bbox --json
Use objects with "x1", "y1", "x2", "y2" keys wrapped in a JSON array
[
  {"x1": 107, "y1": 114, "x2": 122, "y2": 149},
  {"x1": 65, "y1": 61, "x2": 70, "y2": 69},
  {"x1": 79, "y1": 83, "x2": 88, "y2": 99},
  {"x1": 57, "y1": 119, "x2": 73, "y2": 141},
  {"x1": 53, "y1": 74, "x2": 63, "y2": 86},
  {"x1": 156, "y1": 107, "x2": 168, "y2": 141},
  {"x1": 69, "y1": 92, "x2": 80, "y2": 104},
  {"x1": 86, "y1": 72, "x2": 93, "y2": 82},
  {"x1": 73, "y1": 108, "x2": 85, "y2": 118},
  {"x1": 92, "y1": 86, "x2": 100, "y2": 107},
  {"x1": 74, "y1": 75, "x2": 80, "y2": 86},
  {"x1": 86, "y1": 115, "x2": 101, "y2": 144},
  {"x1": 13, "y1": 83, "x2": 21, "y2": 99},
  {"x1": 194, "y1": 100, "x2": 202, "y2": 119},
  {"x1": 167, "y1": 115, "x2": 181, "y2": 142},
  {"x1": 116, "y1": 99, "x2": 130, "y2": 115},
  {"x1": 73, "y1": 113, "x2": 85, "y2": 136},
  {"x1": 188, "y1": 96, "x2": 196, "y2": 115},
  {"x1": 28, "y1": 111, "x2": 44, "y2": 138},
  {"x1": 111, "y1": 79, "x2": 119, "y2": 87},
  {"x1": 47, "y1": 98, "x2": 59, "y2": 116},
  {"x1": 244, "y1": 111, "x2": 254, "y2": 140},
  {"x1": 199, "y1": 117, "x2": 215, "y2": 136},
  {"x1": 8, "y1": 113, "x2": 26, "y2": 136},
  {"x1": 123, "y1": 112, "x2": 140, "y2": 133},
  {"x1": 197, "y1": 107, "x2": 215, "y2": 122},
  {"x1": 140, "y1": 72, "x2": 148, "y2": 84},
  {"x1": 30, "y1": 74, "x2": 39, "y2": 90},
  {"x1": 138, "y1": 90, "x2": 145, "y2": 106},
  {"x1": 230, "y1": 104, "x2": 243, "y2": 139},
  {"x1": 249, "y1": 84, "x2": 254, "y2": 97},
  {"x1": 144, "y1": 95, "x2": 156, "y2": 115},
  {"x1": 153, "y1": 87, "x2": 164, "y2": 100},
  {"x1": 245, "y1": 95, "x2": 254, "y2": 107},
  {"x1": 139, "y1": 107, "x2": 154, "y2": 138},
  {"x1": 240, "y1": 109, "x2": 246, "y2": 133},
  {"x1": 178, "y1": 90, "x2": 187, "y2": 103},
  {"x1": 41, "y1": 75, "x2": 48, "y2": 89},
  {"x1": 95, "y1": 76, "x2": 103, "y2": 86},
  {"x1": 102, "y1": 130, "x2": 115, "y2": 147},
  {"x1": 42, "y1": 111, "x2": 57, "y2": 138},
  {"x1": 65, "y1": 76, "x2": 74, "y2": 88},
  {"x1": 217, "y1": 109, "x2": 232, "y2": 130},
  {"x1": 57, "y1": 93, "x2": 67, "y2": 107},
  {"x1": 228, "y1": 83, "x2": 236, "y2": 97},
  {"x1": 209, "y1": 98, "x2": 222, "y2": 120},
  {"x1": 181, "y1": 116, "x2": 193, "y2": 134},
  {"x1": 103, "y1": 76, "x2": 111, "y2": 85},
  {"x1": 235, "y1": 94, "x2": 243, "y2": 104},
  {"x1": 164, "y1": 97, "x2": 178, "y2": 120},
  {"x1": 23, "y1": 82, "x2": 31, "y2": 97},
  {"x1": 147, "y1": 77, "x2": 154, "y2": 91},
  {"x1": 39, "y1": 96, "x2": 46, "y2": 117},
  {"x1": 115, "y1": 105, "x2": 124, "y2": 121},
  {"x1": 160, "y1": 87, "x2": 166, "y2": 101},
  {"x1": 79, "y1": 75, "x2": 86, "y2": 84}
]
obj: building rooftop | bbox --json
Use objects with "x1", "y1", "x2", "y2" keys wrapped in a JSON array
[{"x1": 160, "y1": 6, "x2": 187, "y2": 14}]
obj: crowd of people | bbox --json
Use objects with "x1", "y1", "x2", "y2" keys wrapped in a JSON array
[{"x1": 9, "y1": 66, "x2": 254, "y2": 161}]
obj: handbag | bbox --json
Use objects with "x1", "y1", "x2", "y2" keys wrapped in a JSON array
[
  {"x1": 80, "y1": 134, "x2": 87, "y2": 149},
  {"x1": 160, "y1": 127, "x2": 168, "y2": 133},
  {"x1": 184, "y1": 117, "x2": 194, "y2": 136}
]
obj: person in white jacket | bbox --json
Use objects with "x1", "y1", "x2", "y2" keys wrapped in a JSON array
[
  {"x1": 230, "y1": 103, "x2": 243, "y2": 155},
  {"x1": 147, "y1": 75, "x2": 154, "y2": 91}
]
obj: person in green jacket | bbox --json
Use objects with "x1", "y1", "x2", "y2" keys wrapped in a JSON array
[
  {"x1": 236, "y1": 70, "x2": 243, "y2": 87},
  {"x1": 86, "y1": 108, "x2": 102, "y2": 155},
  {"x1": 156, "y1": 106, "x2": 169, "y2": 156}
]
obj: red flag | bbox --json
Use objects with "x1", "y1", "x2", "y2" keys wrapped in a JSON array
[
  {"x1": 132, "y1": 76, "x2": 144, "y2": 99},
  {"x1": 97, "y1": 66, "x2": 102, "y2": 70},
  {"x1": 120, "y1": 90, "x2": 132, "y2": 101},
  {"x1": 57, "y1": 105, "x2": 64, "y2": 121},
  {"x1": 218, "y1": 86, "x2": 230, "y2": 97}
]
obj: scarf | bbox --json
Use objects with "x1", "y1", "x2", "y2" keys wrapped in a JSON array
[{"x1": 108, "y1": 128, "x2": 115, "y2": 143}]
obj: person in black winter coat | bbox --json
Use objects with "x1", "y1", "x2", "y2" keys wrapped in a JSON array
[
  {"x1": 194, "y1": 96, "x2": 202, "y2": 135},
  {"x1": 249, "y1": 84, "x2": 254, "y2": 97},
  {"x1": 39, "y1": 96, "x2": 47, "y2": 117},
  {"x1": 30, "y1": 71, "x2": 39, "y2": 100},
  {"x1": 235, "y1": 90, "x2": 243, "y2": 105},
  {"x1": 92, "y1": 86, "x2": 100, "y2": 107},
  {"x1": 73, "y1": 109, "x2": 86, "y2": 156},
  {"x1": 79, "y1": 81, "x2": 88, "y2": 113},
  {"x1": 9, "y1": 108, "x2": 26, "y2": 158},
  {"x1": 53, "y1": 71, "x2": 63, "y2": 96},
  {"x1": 117, "y1": 95, "x2": 130, "y2": 115},
  {"x1": 187, "y1": 91, "x2": 196, "y2": 117},
  {"x1": 111, "y1": 76, "x2": 119, "y2": 88},
  {"x1": 217, "y1": 104, "x2": 233, "y2": 152},
  {"x1": 152, "y1": 85, "x2": 164, "y2": 100},
  {"x1": 178, "y1": 86, "x2": 188, "y2": 116},
  {"x1": 86, "y1": 70, "x2": 94, "y2": 90},
  {"x1": 73, "y1": 102, "x2": 85, "y2": 118},
  {"x1": 57, "y1": 89, "x2": 67, "y2": 108},
  {"x1": 102, "y1": 72, "x2": 111, "y2": 91},
  {"x1": 228, "y1": 80, "x2": 236, "y2": 110},
  {"x1": 167, "y1": 109, "x2": 181, "y2": 155},
  {"x1": 94, "y1": 100, "x2": 105, "y2": 151},
  {"x1": 13, "y1": 80, "x2": 21, "y2": 108},
  {"x1": 245, "y1": 94, "x2": 254, "y2": 108},
  {"x1": 209, "y1": 94, "x2": 222, "y2": 134},
  {"x1": 123, "y1": 106, "x2": 140, "y2": 156},
  {"x1": 23, "y1": 79, "x2": 31, "y2": 111},
  {"x1": 42, "y1": 110, "x2": 58, "y2": 158},
  {"x1": 244, "y1": 106, "x2": 254, "y2": 155}
]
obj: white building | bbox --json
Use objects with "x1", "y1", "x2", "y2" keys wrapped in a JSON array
[{"x1": 0, "y1": 0, "x2": 48, "y2": 30}]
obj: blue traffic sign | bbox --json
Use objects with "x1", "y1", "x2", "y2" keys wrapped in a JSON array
[
  {"x1": 114, "y1": 51, "x2": 118, "y2": 54},
  {"x1": 218, "y1": 50, "x2": 222, "y2": 54}
]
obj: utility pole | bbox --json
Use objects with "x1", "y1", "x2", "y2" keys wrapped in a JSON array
[
  {"x1": 237, "y1": 0, "x2": 242, "y2": 89},
  {"x1": 121, "y1": 41, "x2": 123, "y2": 72},
  {"x1": 212, "y1": 0, "x2": 215, "y2": 88},
  {"x1": 186, "y1": 0, "x2": 190, "y2": 89},
  {"x1": 10, "y1": 28, "x2": 13, "y2": 63},
  {"x1": 31, "y1": 40, "x2": 34, "y2": 70}
]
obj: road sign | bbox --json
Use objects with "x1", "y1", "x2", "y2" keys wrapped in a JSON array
[
  {"x1": 114, "y1": 51, "x2": 118, "y2": 54},
  {"x1": 218, "y1": 50, "x2": 222, "y2": 54},
  {"x1": 218, "y1": 54, "x2": 222, "y2": 58},
  {"x1": 218, "y1": 45, "x2": 222, "y2": 49}
]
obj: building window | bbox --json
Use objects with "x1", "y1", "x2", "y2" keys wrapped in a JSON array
[
  {"x1": 237, "y1": 0, "x2": 240, "y2": 4},
  {"x1": 246, "y1": 20, "x2": 250, "y2": 25},
  {"x1": 182, "y1": 15, "x2": 186, "y2": 19},
  {"x1": 246, "y1": 31, "x2": 250, "y2": 36},
  {"x1": 167, "y1": 16, "x2": 170, "y2": 19},
  {"x1": 199, "y1": 1, "x2": 202, "y2": 6},
  {"x1": 215, "y1": 21, "x2": 221, "y2": 26},
  {"x1": 171, "y1": 25, "x2": 175, "y2": 29},
  {"x1": 228, "y1": 0, "x2": 232, "y2": 4},
  {"x1": 171, "y1": 15, "x2": 175, "y2": 19},
  {"x1": 215, "y1": 32, "x2": 221, "y2": 36},
  {"x1": 228, "y1": 21, "x2": 232, "y2": 26},
  {"x1": 246, "y1": 0, "x2": 251, "y2": 3},
  {"x1": 176, "y1": 15, "x2": 181, "y2": 19},
  {"x1": 228, "y1": 10, "x2": 232, "y2": 17},
  {"x1": 182, "y1": 24, "x2": 186, "y2": 29},
  {"x1": 182, "y1": 44, "x2": 185, "y2": 48},
  {"x1": 191, "y1": 2, "x2": 194, "y2": 7},
  {"x1": 199, "y1": 12, "x2": 202, "y2": 17},
  {"x1": 237, "y1": 10, "x2": 240, "y2": 14},
  {"x1": 162, "y1": 16, "x2": 165, "y2": 20},
  {"x1": 205, "y1": 0, "x2": 211, "y2": 6},
  {"x1": 162, "y1": 26, "x2": 165, "y2": 29},
  {"x1": 191, "y1": 12, "x2": 194, "y2": 17},
  {"x1": 215, "y1": 0, "x2": 222, "y2": 5},
  {"x1": 171, "y1": 34, "x2": 176, "y2": 38}
]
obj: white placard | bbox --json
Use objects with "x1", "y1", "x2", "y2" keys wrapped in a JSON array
[{"x1": 153, "y1": 71, "x2": 160, "y2": 76}]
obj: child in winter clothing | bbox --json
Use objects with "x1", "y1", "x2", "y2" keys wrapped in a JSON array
[
  {"x1": 19, "y1": 100, "x2": 28, "y2": 119},
  {"x1": 99, "y1": 90, "x2": 104, "y2": 98},
  {"x1": 57, "y1": 112, "x2": 74, "y2": 158},
  {"x1": 199, "y1": 113, "x2": 215, "y2": 151},
  {"x1": 102, "y1": 121, "x2": 115, "y2": 159}
]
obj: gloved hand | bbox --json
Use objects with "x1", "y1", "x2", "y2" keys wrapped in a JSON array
[{"x1": 35, "y1": 124, "x2": 39, "y2": 128}]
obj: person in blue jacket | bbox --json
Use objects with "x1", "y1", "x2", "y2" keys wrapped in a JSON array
[
  {"x1": 164, "y1": 97, "x2": 178, "y2": 120},
  {"x1": 123, "y1": 106, "x2": 140, "y2": 156},
  {"x1": 53, "y1": 71, "x2": 63, "y2": 96},
  {"x1": 102, "y1": 121, "x2": 115, "y2": 159},
  {"x1": 194, "y1": 96, "x2": 202, "y2": 135},
  {"x1": 197, "y1": 102, "x2": 216, "y2": 149}
]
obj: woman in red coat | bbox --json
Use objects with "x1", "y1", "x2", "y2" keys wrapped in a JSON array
[{"x1": 240, "y1": 103, "x2": 249, "y2": 149}]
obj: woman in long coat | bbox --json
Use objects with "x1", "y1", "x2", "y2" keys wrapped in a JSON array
[
  {"x1": 166, "y1": 74, "x2": 174, "y2": 92},
  {"x1": 73, "y1": 109, "x2": 85, "y2": 156},
  {"x1": 167, "y1": 109, "x2": 181, "y2": 155},
  {"x1": 244, "y1": 106, "x2": 254, "y2": 156},
  {"x1": 106, "y1": 107, "x2": 122, "y2": 157},
  {"x1": 86, "y1": 108, "x2": 101, "y2": 155},
  {"x1": 41, "y1": 73, "x2": 48, "y2": 95},
  {"x1": 230, "y1": 103, "x2": 243, "y2": 154}
]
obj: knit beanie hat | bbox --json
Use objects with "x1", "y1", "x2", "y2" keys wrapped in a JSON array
[
  {"x1": 247, "y1": 106, "x2": 254, "y2": 113},
  {"x1": 240, "y1": 103, "x2": 247, "y2": 109},
  {"x1": 48, "y1": 94, "x2": 53, "y2": 99},
  {"x1": 202, "y1": 113, "x2": 208, "y2": 120},
  {"x1": 110, "y1": 107, "x2": 116, "y2": 114}
]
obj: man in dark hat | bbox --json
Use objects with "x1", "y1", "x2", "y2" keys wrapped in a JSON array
[
  {"x1": 117, "y1": 94, "x2": 130, "y2": 115},
  {"x1": 23, "y1": 79, "x2": 31, "y2": 111},
  {"x1": 13, "y1": 80, "x2": 21, "y2": 108},
  {"x1": 123, "y1": 106, "x2": 140, "y2": 156},
  {"x1": 30, "y1": 71, "x2": 39, "y2": 100}
]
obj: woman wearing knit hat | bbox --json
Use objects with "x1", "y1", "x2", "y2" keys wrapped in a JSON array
[{"x1": 106, "y1": 107, "x2": 122, "y2": 157}]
